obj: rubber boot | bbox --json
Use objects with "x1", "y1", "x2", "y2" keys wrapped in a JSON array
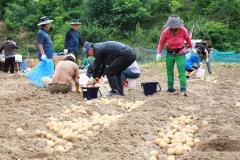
[
  {"x1": 107, "y1": 76, "x2": 120, "y2": 96},
  {"x1": 116, "y1": 76, "x2": 124, "y2": 96}
]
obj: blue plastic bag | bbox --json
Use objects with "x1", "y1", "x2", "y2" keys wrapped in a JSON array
[{"x1": 27, "y1": 58, "x2": 54, "y2": 88}]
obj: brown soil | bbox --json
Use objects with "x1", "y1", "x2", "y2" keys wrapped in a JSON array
[{"x1": 0, "y1": 63, "x2": 240, "y2": 160}]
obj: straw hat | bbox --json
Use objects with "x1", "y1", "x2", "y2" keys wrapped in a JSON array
[
  {"x1": 38, "y1": 16, "x2": 53, "y2": 26},
  {"x1": 164, "y1": 15, "x2": 184, "y2": 28}
]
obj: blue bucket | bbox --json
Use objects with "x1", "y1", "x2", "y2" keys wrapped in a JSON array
[
  {"x1": 141, "y1": 82, "x2": 161, "y2": 96},
  {"x1": 81, "y1": 87, "x2": 102, "y2": 100}
]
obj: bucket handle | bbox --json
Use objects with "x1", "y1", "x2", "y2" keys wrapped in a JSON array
[
  {"x1": 98, "y1": 89, "x2": 102, "y2": 97},
  {"x1": 157, "y1": 82, "x2": 161, "y2": 92}
]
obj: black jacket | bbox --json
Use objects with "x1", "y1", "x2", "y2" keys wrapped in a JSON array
[{"x1": 92, "y1": 41, "x2": 134, "y2": 78}]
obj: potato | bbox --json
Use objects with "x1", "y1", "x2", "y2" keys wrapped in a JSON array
[
  {"x1": 193, "y1": 138, "x2": 200, "y2": 145},
  {"x1": 174, "y1": 145, "x2": 184, "y2": 155},
  {"x1": 16, "y1": 128, "x2": 25, "y2": 137},
  {"x1": 183, "y1": 144, "x2": 191, "y2": 152},
  {"x1": 154, "y1": 138, "x2": 162, "y2": 145},
  {"x1": 202, "y1": 120, "x2": 208, "y2": 127},
  {"x1": 44, "y1": 146, "x2": 54, "y2": 155},
  {"x1": 55, "y1": 145, "x2": 65, "y2": 154},
  {"x1": 65, "y1": 142, "x2": 73, "y2": 151},
  {"x1": 167, "y1": 156, "x2": 175, "y2": 160},
  {"x1": 162, "y1": 137, "x2": 170, "y2": 144},
  {"x1": 150, "y1": 150, "x2": 159, "y2": 157},
  {"x1": 191, "y1": 125, "x2": 198, "y2": 131},
  {"x1": 167, "y1": 148, "x2": 175, "y2": 155},
  {"x1": 47, "y1": 140, "x2": 55, "y2": 147},
  {"x1": 159, "y1": 141, "x2": 168, "y2": 149},
  {"x1": 186, "y1": 141, "x2": 194, "y2": 147},
  {"x1": 35, "y1": 130, "x2": 41, "y2": 136},
  {"x1": 149, "y1": 156, "x2": 157, "y2": 160},
  {"x1": 169, "y1": 117, "x2": 174, "y2": 121}
]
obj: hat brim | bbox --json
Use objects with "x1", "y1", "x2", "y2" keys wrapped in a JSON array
[
  {"x1": 38, "y1": 20, "x2": 54, "y2": 26},
  {"x1": 71, "y1": 22, "x2": 81, "y2": 25}
]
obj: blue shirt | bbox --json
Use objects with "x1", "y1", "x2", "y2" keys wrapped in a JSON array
[
  {"x1": 64, "y1": 28, "x2": 84, "y2": 53},
  {"x1": 185, "y1": 52, "x2": 199, "y2": 70},
  {"x1": 36, "y1": 28, "x2": 54, "y2": 59}
]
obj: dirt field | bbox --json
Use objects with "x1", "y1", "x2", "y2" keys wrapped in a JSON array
[{"x1": 0, "y1": 63, "x2": 240, "y2": 160}]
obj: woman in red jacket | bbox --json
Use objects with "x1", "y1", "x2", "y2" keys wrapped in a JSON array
[{"x1": 157, "y1": 15, "x2": 193, "y2": 96}]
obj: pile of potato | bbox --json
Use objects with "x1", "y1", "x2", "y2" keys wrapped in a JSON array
[
  {"x1": 149, "y1": 116, "x2": 208, "y2": 160},
  {"x1": 85, "y1": 98, "x2": 146, "y2": 112},
  {"x1": 35, "y1": 104, "x2": 123, "y2": 155}
]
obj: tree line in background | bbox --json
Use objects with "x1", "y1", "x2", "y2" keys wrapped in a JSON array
[{"x1": 0, "y1": 0, "x2": 240, "y2": 56}]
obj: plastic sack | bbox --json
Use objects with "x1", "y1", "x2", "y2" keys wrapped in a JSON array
[
  {"x1": 27, "y1": 58, "x2": 54, "y2": 87},
  {"x1": 79, "y1": 73, "x2": 90, "y2": 86},
  {"x1": 196, "y1": 68, "x2": 205, "y2": 79}
]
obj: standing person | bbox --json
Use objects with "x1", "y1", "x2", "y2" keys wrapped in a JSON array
[
  {"x1": 36, "y1": 16, "x2": 54, "y2": 60},
  {"x1": 195, "y1": 42, "x2": 212, "y2": 76},
  {"x1": 0, "y1": 37, "x2": 18, "y2": 74},
  {"x1": 156, "y1": 15, "x2": 193, "y2": 96},
  {"x1": 44, "y1": 54, "x2": 80, "y2": 94},
  {"x1": 83, "y1": 41, "x2": 136, "y2": 96},
  {"x1": 64, "y1": 19, "x2": 84, "y2": 64}
]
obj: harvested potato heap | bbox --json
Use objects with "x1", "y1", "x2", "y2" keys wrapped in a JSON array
[
  {"x1": 149, "y1": 116, "x2": 208, "y2": 160},
  {"x1": 85, "y1": 98, "x2": 146, "y2": 112},
  {"x1": 35, "y1": 105, "x2": 123, "y2": 155}
]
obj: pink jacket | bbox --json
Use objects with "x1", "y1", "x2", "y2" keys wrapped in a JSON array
[{"x1": 157, "y1": 27, "x2": 193, "y2": 55}]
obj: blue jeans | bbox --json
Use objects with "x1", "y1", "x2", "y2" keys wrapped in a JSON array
[{"x1": 122, "y1": 69, "x2": 140, "y2": 81}]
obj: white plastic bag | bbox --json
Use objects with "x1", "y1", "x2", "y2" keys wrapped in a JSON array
[
  {"x1": 79, "y1": 73, "x2": 90, "y2": 86},
  {"x1": 196, "y1": 68, "x2": 205, "y2": 79}
]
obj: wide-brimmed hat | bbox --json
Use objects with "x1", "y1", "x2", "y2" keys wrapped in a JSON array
[
  {"x1": 64, "y1": 53, "x2": 76, "y2": 62},
  {"x1": 38, "y1": 16, "x2": 53, "y2": 26},
  {"x1": 70, "y1": 19, "x2": 81, "y2": 25},
  {"x1": 164, "y1": 15, "x2": 184, "y2": 28},
  {"x1": 82, "y1": 41, "x2": 93, "y2": 56}
]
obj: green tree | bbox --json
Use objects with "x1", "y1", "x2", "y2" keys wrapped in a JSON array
[{"x1": 112, "y1": 0, "x2": 150, "y2": 31}]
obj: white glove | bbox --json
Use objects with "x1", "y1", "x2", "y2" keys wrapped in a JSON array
[
  {"x1": 41, "y1": 54, "x2": 47, "y2": 59},
  {"x1": 206, "y1": 58, "x2": 209, "y2": 63},
  {"x1": 64, "y1": 49, "x2": 68, "y2": 54},
  {"x1": 191, "y1": 48, "x2": 197, "y2": 54},
  {"x1": 156, "y1": 54, "x2": 161, "y2": 62}
]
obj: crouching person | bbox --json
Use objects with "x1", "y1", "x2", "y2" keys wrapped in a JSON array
[
  {"x1": 43, "y1": 54, "x2": 80, "y2": 94},
  {"x1": 83, "y1": 41, "x2": 136, "y2": 96},
  {"x1": 185, "y1": 51, "x2": 200, "y2": 79}
]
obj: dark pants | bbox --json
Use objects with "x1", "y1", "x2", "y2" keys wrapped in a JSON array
[
  {"x1": 122, "y1": 69, "x2": 140, "y2": 81},
  {"x1": 105, "y1": 51, "x2": 136, "y2": 95},
  {"x1": 4, "y1": 57, "x2": 15, "y2": 74}
]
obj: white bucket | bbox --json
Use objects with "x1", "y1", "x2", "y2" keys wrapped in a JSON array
[
  {"x1": 196, "y1": 68, "x2": 205, "y2": 79},
  {"x1": 128, "y1": 78, "x2": 137, "y2": 88}
]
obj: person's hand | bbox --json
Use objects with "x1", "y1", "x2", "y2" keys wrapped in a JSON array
[
  {"x1": 87, "y1": 77, "x2": 97, "y2": 86},
  {"x1": 156, "y1": 54, "x2": 161, "y2": 62},
  {"x1": 76, "y1": 87, "x2": 80, "y2": 94},
  {"x1": 64, "y1": 49, "x2": 68, "y2": 54},
  {"x1": 41, "y1": 54, "x2": 47, "y2": 59},
  {"x1": 206, "y1": 58, "x2": 209, "y2": 63},
  {"x1": 191, "y1": 48, "x2": 197, "y2": 54}
]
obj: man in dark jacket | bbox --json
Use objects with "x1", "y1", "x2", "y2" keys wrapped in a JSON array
[
  {"x1": 36, "y1": 16, "x2": 54, "y2": 60},
  {"x1": 64, "y1": 19, "x2": 84, "y2": 64},
  {"x1": 83, "y1": 41, "x2": 136, "y2": 96},
  {"x1": 0, "y1": 37, "x2": 18, "y2": 73}
]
